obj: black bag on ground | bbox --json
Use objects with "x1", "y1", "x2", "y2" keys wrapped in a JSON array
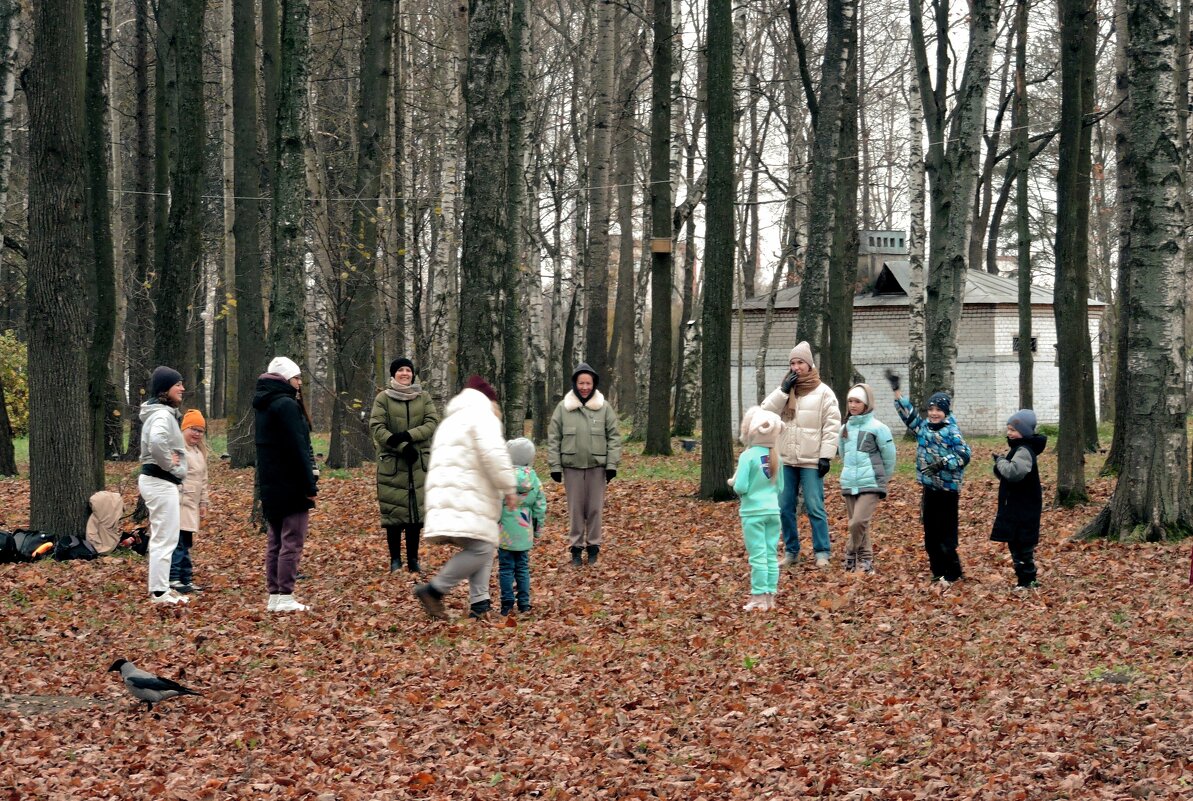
[
  {"x1": 0, "y1": 530, "x2": 17, "y2": 564},
  {"x1": 53, "y1": 534, "x2": 99, "y2": 561},
  {"x1": 12, "y1": 530, "x2": 55, "y2": 562}
]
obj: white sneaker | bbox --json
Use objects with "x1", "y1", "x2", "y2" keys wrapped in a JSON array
[
  {"x1": 267, "y1": 594, "x2": 279, "y2": 611},
  {"x1": 166, "y1": 589, "x2": 190, "y2": 603},
  {"x1": 150, "y1": 592, "x2": 183, "y2": 605},
  {"x1": 742, "y1": 594, "x2": 765, "y2": 611},
  {"x1": 815, "y1": 555, "x2": 830, "y2": 568},
  {"x1": 273, "y1": 594, "x2": 309, "y2": 612},
  {"x1": 762, "y1": 593, "x2": 776, "y2": 611}
]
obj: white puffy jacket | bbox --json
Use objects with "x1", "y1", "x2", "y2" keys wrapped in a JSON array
[
  {"x1": 761, "y1": 382, "x2": 841, "y2": 468},
  {"x1": 423, "y1": 388, "x2": 516, "y2": 546}
]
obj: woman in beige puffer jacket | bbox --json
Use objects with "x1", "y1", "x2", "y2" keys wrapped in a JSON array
[{"x1": 761, "y1": 341, "x2": 840, "y2": 567}]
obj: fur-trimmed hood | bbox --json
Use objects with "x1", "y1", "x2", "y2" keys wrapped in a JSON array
[{"x1": 562, "y1": 389, "x2": 606, "y2": 411}]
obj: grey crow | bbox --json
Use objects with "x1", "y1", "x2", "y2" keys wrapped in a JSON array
[{"x1": 108, "y1": 658, "x2": 202, "y2": 711}]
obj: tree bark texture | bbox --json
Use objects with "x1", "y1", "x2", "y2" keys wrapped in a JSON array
[
  {"x1": 1085, "y1": 0, "x2": 1192, "y2": 541},
  {"x1": 269, "y1": 0, "x2": 310, "y2": 362},
  {"x1": 795, "y1": 0, "x2": 851, "y2": 355},
  {"x1": 582, "y1": 0, "x2": 616, "y2": 382},
  {"x1": 1053, "y1": 0, "x2": 1097, "y2": 505},
  {"x1": 906, "y1": 61, "x2": 926, "y2": 406},
  {"x1": 331, "y1": 0, "x2": 392, "y2": 467},
  {"x1": 501, "y1": 0, "x2": 528, "y2": 438},
  {"x1": 228, "y1": 0, "x2": 266, "y2": 467},
  {"x1": 154, "y1": 0, "x2": 205, "y2": 375},
  {"x1": 700, "y1": 0, "x2": 734, "y2": 500},
  {"x1": 643, "y1": 0, "x2": 671, "y2": 454},
  {"x1": 26, "y1": 0, "x2": 95, "y2": 533},
  {"x1": 910, "y1": 0, "x2": 1000, "y2": 396},
  {"x1": 456, "y1": 0, "x2": 510, "y2": 388},
  {"x1": 1014, "y1": 0, "x2": 1033, "y2": 410},
  {"x1": 86, "y1": 0, "x2": 116, "y2": 488},
  {"x1": 0, "y1": 0, "x2": 16, "y2": 344}
]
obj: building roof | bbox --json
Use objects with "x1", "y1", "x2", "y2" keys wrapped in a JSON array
[{"x1": 740, "y1": 260, "x2": 1104, "y2": 310}]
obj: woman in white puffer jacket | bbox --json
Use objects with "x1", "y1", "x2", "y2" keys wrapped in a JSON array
[
  {"x1": 413, "y1": 376, "x2": 517, "y2": 622},
  {"x1": 761, "y1": 341, "x2": 840, "y2": 568}
]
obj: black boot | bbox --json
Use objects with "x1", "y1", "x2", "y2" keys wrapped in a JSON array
[
  {"x1": 405, "y1": 525, "x2": 421, "y2": 574},
  {"x1": 586, "y1": 544, "x2": 600, "y2": 565},
  {"x1": 385, "y1": 526, "x2": 403, "y2": 573},
  {"x1": 570, "y1": 547, "x2": 584, "y2": 567}
]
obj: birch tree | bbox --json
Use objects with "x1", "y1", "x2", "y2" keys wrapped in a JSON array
[{"x1": 1082, "y1": 0, "x2": 1191, "y2": 541}]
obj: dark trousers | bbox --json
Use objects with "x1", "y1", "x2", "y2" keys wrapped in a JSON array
[
  {"x1": 265, "y1": 511, "x2": 309, "y2": 595},
  {"x1": 498, "y1": 548, "x2": 532, "y2": 612},
  {"x1": 170, "y1": 529, "x2": 194, "y2": 584},
  {"x1": 1009, "y1": 543, "x2": 1037, "y2": 586},
  {"x1": 921, "y1": 487, "x2": 962, "y2": 581},
  {"x1": 385, "y1": 524, "x2": 421, "y2": 570}
]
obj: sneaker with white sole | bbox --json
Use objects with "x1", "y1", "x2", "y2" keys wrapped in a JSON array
[
  {"x1": 815, "y1": 555, "x2": 830, "y2": 568},
  {"x1": 150, "y1": 592, "x2": 183, "y2": 605},
  {"x1": 267, "y1": 594, "x2": 279, "y2": 611},
  {"x1": 272, "y1": 594, "x2": 309, "y2": 612},
  {"x1": 742, "y1": 594, "x2": 766, "y2": 611},
  {"x1": 166, "y1": 589, "x2": 190, "y2": 603},
  {"x1": 780, "y1": 553, "x2": 798, "y2": 569}
]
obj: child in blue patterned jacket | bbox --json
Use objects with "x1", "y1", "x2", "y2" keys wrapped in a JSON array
[
  {"x1": 498, "y1": 438, "x2": 547, "y2": 615},
  {"x1": 893, "y1": 381, "x2": 972, "y2": 585},
  {"x1": 729, "y1": 407, "x2": 785, "y2": 611}
]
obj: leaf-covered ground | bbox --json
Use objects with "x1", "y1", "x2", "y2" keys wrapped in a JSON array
[{"x1": 1, "y1": 438, "x2": 1190, "y2": 800}]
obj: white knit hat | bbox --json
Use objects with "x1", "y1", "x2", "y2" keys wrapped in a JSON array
[
  {"x1": 739, "y1": 406, "x2": 784, "y2": 447},
  {"x1": 267, "y1": 356, "x2": 301, "y2": 381},
  {"x1": 847, "y1": 386, "x2": 867, "y2": 403}
]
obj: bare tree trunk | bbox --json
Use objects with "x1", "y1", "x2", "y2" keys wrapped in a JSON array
[
  {"x1": 218, "y1": 0, "x2": 236, "y2": 423},
  {"x1": 795, "y1": 0, "x2": 853, "y2": 354},
  {"x1": 644, "y1": 0, "x2": 673, "y2": 455},
  {"x1": 501, "y1": 0, "x2": 528, "y2": 437},
  {"x1": 0, "y1": 0, "x2": 19, "y2": 475},
  {"x1": 700, "y1": 0, "x2": 734, "y2": 500},
  {"x1": 632, "y1": 170, "x2": 652, "y2": 440},
  {"x1": 1013, "y1": 0, "x2": 1033, "y2": 410},
  {"x1": 86, "y1": 0, "x2": 116, "y2": 488},
  {"x1": 910, "y1": 0, "x2": 1001, "y2": 395},
  {"x1": 124, "y1": 0, "x2": 153, "y2": 460},
  {"x1": 456, "y1": 0, "x2": 509, "y2": 386},
  {"x1": 26, "y1": 0, "x2": 95, "y2": 533},
  {"x1": 331, "y1": 0, "x2": 393, "y2": 467},
  {"x1": 268, "y1": 0, "x2": 310, "y2": 361},
  {"x1": 906, "y1": 62, "x2": 926, "y2": 405},
  {"x1": 582, "y1": 0, "x2": 616, "y2": 380},
  {"x1": 228, "y1": 0, "x2": 266, "y2": 467},
  {"x1": 1081, "y1": 0, "x2": 1191, "y2": 541}
]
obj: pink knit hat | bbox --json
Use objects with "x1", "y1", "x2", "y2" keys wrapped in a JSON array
[{"x1": 739, "y1": 406, "x2": 784, "y2": 447}]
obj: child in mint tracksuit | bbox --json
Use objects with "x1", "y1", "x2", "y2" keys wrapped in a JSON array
[
  {"x1": 730, "y1": 407, "x2": 785, "y2": 611},
  {"x1": 498, "y1": 438, "x2": 547, "y2": 615}
]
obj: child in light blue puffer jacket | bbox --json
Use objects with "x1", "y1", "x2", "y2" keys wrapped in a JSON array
[{"x1": 838, "y1": 383, "x2": 896, "y2": 574}]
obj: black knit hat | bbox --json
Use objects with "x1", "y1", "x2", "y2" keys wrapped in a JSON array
[
  {"x1": 389, "y1": 357, "x2": 416, "y2": 378},
  {"x1": 149, "y1": 366, "x2": 183, "y2": 399},
  {"x1": 926, "y1": 391, "x2": 952, "y2": 417}
]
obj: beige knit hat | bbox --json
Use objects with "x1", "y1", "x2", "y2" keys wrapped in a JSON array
[
  {"x1": 789, "y1": 341, "x2": 815, "y2": 369},
  {"x1": 739, "y1": 406, "x2": 784, "y2": 447}
]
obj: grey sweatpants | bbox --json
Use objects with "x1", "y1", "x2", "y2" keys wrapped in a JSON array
[
  {"x1": 429, "y1": 537, "x2": 495, "y2": 606},
  {"x1": 563, "y1": 467, "x2": 607, "y2": 548},
  {"x1": 842, "y1": 493, "x2": 881, "y2": 563}
]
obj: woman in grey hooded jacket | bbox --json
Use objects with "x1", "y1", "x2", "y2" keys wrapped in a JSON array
[{"x1": 138, "y1": 366, "x2": 189, "y2": 605}]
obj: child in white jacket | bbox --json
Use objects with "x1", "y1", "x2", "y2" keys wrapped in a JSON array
[{"x1": 171, "y1": 408, "x2": 210, "y2": 594}]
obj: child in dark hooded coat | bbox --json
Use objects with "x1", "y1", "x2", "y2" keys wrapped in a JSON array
[{"x1": 992, "y1": 409, "x2": 1047, "y2": 590}]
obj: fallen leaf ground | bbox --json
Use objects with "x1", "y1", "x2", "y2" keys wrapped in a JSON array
[{"x1": 1, "y1": 436, "x2": 1190, "y2": 800}]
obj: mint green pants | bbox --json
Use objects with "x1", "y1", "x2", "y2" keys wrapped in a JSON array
[{"x1": 742, "y1": 515, "x2": 781, "y2": 594}]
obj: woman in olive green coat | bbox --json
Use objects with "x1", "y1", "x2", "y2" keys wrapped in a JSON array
[
  {"x1": 370, "y1": 357, "x2": 440, "y2": 573},
  {"x1": 548, "y1": 362, "x2": 622, "y2": 567}
]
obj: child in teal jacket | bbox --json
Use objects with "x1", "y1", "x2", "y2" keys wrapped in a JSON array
[
  {"x1": 838, "y1": 383, "x2": 896, "y2": 574},
  {"x1": 730, "y1": 407, "x2": 785, "y2": 611},
  {"x1": 498, "y1": 438, "x2": 547, "y2": 615}
]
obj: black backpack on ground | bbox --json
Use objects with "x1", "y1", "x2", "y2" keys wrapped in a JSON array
[
  {"x1": 0, "y1": 531, "x2": 16, "y2": 564},
  {"x1": 11, "y1": 530, "x2": 55, "y2": 562},
  {"x1": 52, "y1": 534, "x2": 99, "y2": 561}
]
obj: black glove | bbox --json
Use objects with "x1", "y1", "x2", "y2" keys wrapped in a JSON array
[
  {"x1": 884, "y1": 369, "x2": 900, "y2": 392},
  {"x1": 387, "y1": 431, "x2": 413, "y2": 450},
  {"x1": 780, "y1": 371, "x2": 798, "y2": 393},
  {"x1": 400, "y1": 443, "x2": 419, "y2": 465},
  {"x1": 923, "y1": 459, "x2": 944, "y2": 475},
  {"x1": 606, "y1": 469, "x2": 617, "y2": 483},
  {"x1": 817, "y1": 458, "x2": 830, "y2": 478},
  {"x1": 533, "y1": 519, "x2": 541, "y2": 536},
  {"x1": 551, "y1": 471, "x2": 562, "y2": 483}
]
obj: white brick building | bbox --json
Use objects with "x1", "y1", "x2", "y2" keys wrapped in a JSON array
[{"x1": 730, "y1": 261, "x2": 1105, "y2": 436}]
